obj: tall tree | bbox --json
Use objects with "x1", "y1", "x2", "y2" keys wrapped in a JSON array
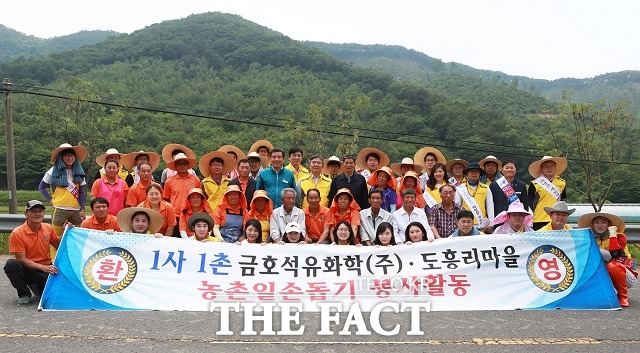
[{"x1": 546, "y1": 94, "x2": 635, "y2": 211}]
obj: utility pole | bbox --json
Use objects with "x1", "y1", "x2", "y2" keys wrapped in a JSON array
[{"x1": 3, "y1": 78, "x2": 18, "y2": 214}]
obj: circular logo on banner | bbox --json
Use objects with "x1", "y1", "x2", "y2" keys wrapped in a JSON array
[
  {"x1": 526, "y1": 245, "x2": 574, "y2": 293},
  {"x1": 83, "y1": 247, "x2": 137, "y2": 294}
]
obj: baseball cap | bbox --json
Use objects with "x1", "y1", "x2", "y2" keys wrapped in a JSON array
[
  {"x1": 25, "y1": 200, "x2": 45, "y2": 211},
  {"x1": 285, "y1": 222, "x2": 302, "y2": 234}
]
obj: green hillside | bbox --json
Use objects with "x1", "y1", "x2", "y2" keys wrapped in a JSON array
[
  {"x1": 308, "y1": 42, "x2": 640, "y2": 114},
  {"x1": 0, "y1": 24, "x2": 117, "y2": 63},
  {"x1": 0, "y1": 12, "x2": 636, "y2": 203}
]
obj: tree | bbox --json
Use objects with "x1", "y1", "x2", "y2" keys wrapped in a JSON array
[{"x1": 546, "y1": 94, "x2": 635, "y2": 211}]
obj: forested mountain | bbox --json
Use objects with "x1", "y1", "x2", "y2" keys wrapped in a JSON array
[
  {"x1": 308, "y1": 42, "x2": 640, "y2": 114},
  {"x1": 0, "y1": 24, "x2": 117, "y2": 63},
  {"x1": 0, "y1": 13, "x2": 636, "y2": 202}
]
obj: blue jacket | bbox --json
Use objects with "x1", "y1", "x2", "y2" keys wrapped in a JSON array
[{"x1": 256, "y1": 166, "x2": 297, "y2": 208}]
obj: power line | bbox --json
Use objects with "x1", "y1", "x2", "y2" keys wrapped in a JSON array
[
  {"x1": 13, "y1": 85, "x2": 640, "y2": 166},
  {"x1": 15, "y1": 83, "x2": 538, "y2": 153}
]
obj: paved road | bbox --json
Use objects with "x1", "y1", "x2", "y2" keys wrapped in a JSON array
[{"x1": 1, "y1": 255, "x2": 639, "y2": 352}]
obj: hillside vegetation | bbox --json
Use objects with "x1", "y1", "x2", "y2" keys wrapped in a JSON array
[{"x1": 0, "y1": 13, "x2": 637, "y2": 203}]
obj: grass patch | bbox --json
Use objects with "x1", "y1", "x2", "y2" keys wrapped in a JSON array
[
  {"x1": 0, "y1": 190, "x2": 47, "y2": 206},
  {"x1": 0, "y1": 233, "x2": 8, "y2": 255},
  {"x1": 629, "y1": 243, "x2": 640, "y2": 261}
]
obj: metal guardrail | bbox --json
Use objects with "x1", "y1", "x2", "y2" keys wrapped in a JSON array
[{"x1": 2, "y1": 213, "x2": 640, "y2": 243}]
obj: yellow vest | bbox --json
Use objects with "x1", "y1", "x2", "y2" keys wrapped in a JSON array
[
  {"x1": 285, "y1": 164, "x2": 310, "y2": 184},
  {"x1": 202, "y1": 176, "x2": 231, "y2": 211},
  {"x1": 461, "y1": 181, "x2": 489, "y2": 224},
  {"x1": 595, "y1": 234, "x2": 632, "y2": 258},
  {"x1": 299, "y1": 174, "x2": 332, "y2": 208},
  {"x1": 532, "y1": 176, "x2": 566, "y2": 223}
]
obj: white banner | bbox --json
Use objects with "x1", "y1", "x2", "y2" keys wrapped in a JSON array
[{"x1": 40, "y1": 227, "x2": 619, "y2": 311}]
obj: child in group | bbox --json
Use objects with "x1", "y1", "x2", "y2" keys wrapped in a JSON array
[{"x1": 279, "y1": 222, "x2": 307, "y2": 244}]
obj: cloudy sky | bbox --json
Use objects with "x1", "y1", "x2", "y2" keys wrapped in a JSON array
[{"x1": 1, "y1": 0, "x2": 638, "y2": 80}]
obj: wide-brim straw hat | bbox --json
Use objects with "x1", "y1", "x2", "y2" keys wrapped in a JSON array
[
  {"x1": 167, "y1": 152, "x2": 196, "y2": 171},
  {"x1": 162, "y1": 143, "x2": 196, "y2": 164},
  {"x1": 528, "y1": 156, "x2": 568, "y2": 178},
  {"x1": 50, "y1": 143, "x2": 87, "y2": 164},
  {"x1": 199, "y1": 151, "x2": 234, "y2": 177},
  {"x1": 96, "y1": 148, "x2": 125, "y2": 168},
  {"x1": 122, "y1": 151, "x2": 160, "y2": 171},
  {"x1": 322, "y1": 156, "x2": 344, "y2": 175},
  {"x1": 356, "y1": 147, "x2": 390, "y2": 170},
  {"x1": 463, "y1": 162, "x2": 486, "y2": 176},
  {"x1": 188, "y1": 212, "x2": 214, "y2": 232},
  {"x1": 544, "y1": 201, "x2": 576, "y2": 215},
  {"x1": 367, "y1": 166, "x2": 397, "y2": 190},
  {"x1": 413, "y1": 147, "x2": 447, "y2": 173},
  {"x1": 390, "y1": 157, "x2": 423, "y2": 176},
  {"x1": 445, "y1": 158, "x2": 469, "y2": 172},
  {"x1": 479, "y1": 155, "x2": 503, "y2": 170},
  {"x1": 249, "y1": 140, "x2": 274, "y2": 154},
  {"x1": 218, "y1": 145, "x2": 246, "y2": 161},
  {"x1": 578, "y1": 212, "x2": 626, "y2": 233},
  {"x1": 117, "y1": 207, "x2": 164, "y2": 234},
  {"x1": 246, "y1": 152, "x2": 270, "y2": 168}
]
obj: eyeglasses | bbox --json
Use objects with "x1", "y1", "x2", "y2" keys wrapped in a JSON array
[{"x1": 337, "y1": 228, "x2": 350, "y2": 232}]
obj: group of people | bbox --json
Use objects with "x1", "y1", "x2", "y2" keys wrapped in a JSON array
[{"x1": 4, "y1": 141, "x2": 636, "y2": 308}]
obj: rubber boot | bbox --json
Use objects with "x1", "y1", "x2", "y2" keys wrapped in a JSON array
[{"x1": 607, "y1": 261, "x2": 629, "y2": 307}]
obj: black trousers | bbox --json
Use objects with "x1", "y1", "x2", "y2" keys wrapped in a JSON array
[{"x1": 4, "y1": 258, "x2": 50, "y2": 298}]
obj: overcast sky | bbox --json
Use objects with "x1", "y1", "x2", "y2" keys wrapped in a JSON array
[{"x1": 1, "y1": 0, "x2": 638, "y2": 80}]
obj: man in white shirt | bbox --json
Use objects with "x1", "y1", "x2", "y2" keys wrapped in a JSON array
[
  {"x1": 270, "y1": 188, "x2": 306, "y2": 242},
  {"x1": 359, "y1": 189, "x2": 393, "y2": 246},
  {"x1": 392, "y1": 188, "x2": 433, "y2": 244}
]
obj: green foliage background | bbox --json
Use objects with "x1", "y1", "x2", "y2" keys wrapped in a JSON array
[{"x1": 0, "y1": 12, "x2": 638, "y2": 204}]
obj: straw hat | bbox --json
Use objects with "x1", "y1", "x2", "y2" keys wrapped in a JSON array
[
  {"x1": 528, "y1": 156, "x2": 568, "y2": 178},
  {"x1": 322, "y1": 156, "x2": 344, "y2": 175},
  {"x1": 218, "y1": 145, "x2": 246, "y2": 161},
  {"x1": 356, "y1": 147, "x2": 390, "y2": 170},
  {"x1": 544, "y1": 201, "x2": 576, "y2": 215},
  {"x1": 198, "y1": 151, "x2": 234, "y2": 177},
  {"x1": 479, "y1": 155, "x2": 502, "y2": 170},
  {"x1": 367, "y1": 166, "x2": 397, "y2": 190},
  {"x1": 187, "y1": 212, "x2": 214, "y2": 232},
  {"x1": 122, "y1": 151, "x2": 160, "y2": 171},
  {"x1": 445, "y1": 158, "x2": 469, "y2": 172},
  {"x1": 249, "y1": 140, "x2": 274, "y2": 154},
  {"x1": 167, "y1": 152, "x2": 196, "y2": 171},
  {"x1": 95, "y1": 148, "x2": 125, "y2": 167},
  {"x1": 390, "y1": 157, "x2": 423, "y2": 177},
  {"x1": 161, "y1": 143, "x2": 196, "y2": 164},
  {"x1": 50, "y1": 143, "x2": 87, "y2": 164},
  {"x1": 246, "y1": 152, "x2": 270, "y2": 168},
  {"x1": 413, "y1": 147, "x2": 447, "y2": 172},
  {"x1": 578, "y1": 212, "x2": 625, "y2": 233},
  {"x1": 116, "y1": 207, "x2": 164, "y2": 234}
]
